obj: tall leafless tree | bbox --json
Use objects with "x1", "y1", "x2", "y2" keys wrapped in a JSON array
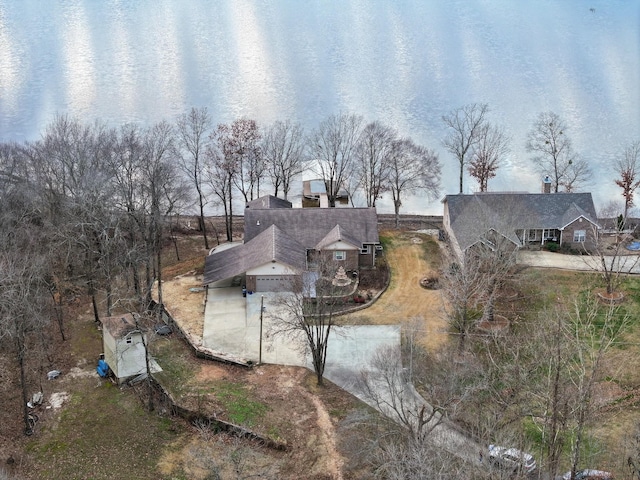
[
  {"x1": 586, "y1": 219, "x2": 640, "y2": 296},
  {"x1": 439, "y1": 247, "x2": 489, "y2": 353},
  {"x1": 175, "y1": 107, "x2": 213, "y2": 249},
  {"x1": 468, "y1": 123, "x2": 510, "y2": 192},
  {"x1": 308, "y1": 113, "x2": 363, "y2": 207},
  {"x1": 355, "y1": 121, "x2": 396, "y2": 207},
  {"x1": 442, "y1": 103, "x2": 489, "y2": 194},
  {"x1": 388, "y1": 138, "x2": 441, "y2": 228},
  {"x1": 206, "y1": 124, "x2": 238, "y2": 242},
  {"x1": 140, "y1": 121, "x2": 190, "y2": 313},
  {"x1": 268, "y1": 260, "x2": 345, "y2": 386},
  {"x1": 30, "y1": 116, "x2": 117, "y2": 323},
  {"x1": 526, "y1": 111, "x2": 592, "y2": 193},
  {"x1": 227, "y1": 118, "x2": 264, "y2": 203},
  {"x1": 614, "y1": 140, "x2": 640, "y2": 221},
  {"x1": 262, "y1": 120, "x2": 307, "y2": 200}
]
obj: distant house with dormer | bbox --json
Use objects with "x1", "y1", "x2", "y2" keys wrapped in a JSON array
[
  {"x1": 442, "y1": 190, "x2": 600, "y2": 261},
  {"x1": 202, "y1": 195, "x2": 380, "y2": 293}
]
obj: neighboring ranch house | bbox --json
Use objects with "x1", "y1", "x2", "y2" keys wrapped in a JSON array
[
  {"x1": 202, "y1": 195, "x2": 380, "y2": 293},
  {"x1": 442, "y1": 192, "x2": 600, "y2": 261},
  {"x1": 101, "y1": 313, "x2": 161, "y2": 384}
]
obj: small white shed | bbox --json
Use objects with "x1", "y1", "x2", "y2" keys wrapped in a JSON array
[{"x1": 101, "y1": 313, "x2": 161, "y2": 384}]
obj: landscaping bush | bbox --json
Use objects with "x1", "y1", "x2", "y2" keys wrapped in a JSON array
[{"x1": 545, "y1": 241, "x2": 559, "y2": 252}]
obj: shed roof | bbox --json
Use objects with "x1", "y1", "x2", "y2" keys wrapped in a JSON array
[{"x1": 101, "y1": 313, "x2": 140, "y2": 339}]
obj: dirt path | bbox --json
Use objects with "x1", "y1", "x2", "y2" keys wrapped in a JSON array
[
  {"x1": 346, "y1": 231, "x2": 449, "y2": 350},
  {"x1": 303, "y1": 391, "x2": 345, "y2": 480}
]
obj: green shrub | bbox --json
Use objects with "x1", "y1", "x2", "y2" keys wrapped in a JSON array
[{"x1": 545, "y1": 241, "x2": 559, "y2": 252}]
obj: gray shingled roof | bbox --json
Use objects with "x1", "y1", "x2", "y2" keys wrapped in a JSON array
[
  {"x1": 203, "y1": 224, "x2": 306, "y2": 285},
  {"x1": 445, "y1": 192, "x2": 599, "y2": 251},
  {"x1": 315, "y1": 224, "x2": 361, "y2": 250},
  {"x1": 245, "y1": 195, "x2": 293, "y2": 210},
  {"x1": 244, "y1": 207, "x2": 379, "y2": 248}
]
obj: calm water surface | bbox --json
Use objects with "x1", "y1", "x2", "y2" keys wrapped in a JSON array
[{"x1": 0, "y1": 1, "x2": 638, "y2": 214}]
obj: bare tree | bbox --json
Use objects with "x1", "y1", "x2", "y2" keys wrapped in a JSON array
[
  {"x1": 269, "y1": 261, "x2": 345, "y2": 386},
  {"x1": 355, "y1": 121, "x2": 396, "y2": 207},
  {"x1": 439, "y1": 247, "x2": 489, "y2": 353},
  {"x1": 442, "y1": 103, "x2": 490, "y2": 194},
  {"x1": 175, "y1": 107, "x2": 212, "y2": 249},
  {"x1": 614, "y1": 140, "x2": 640, "y2": 221},
  {"x1": 0, "y1": 211, "x2": 51, "y2": 436},
  {"x1": 468, "y1": 123, "x2": 510, "y2": 192},
  {"x1": 227, "y1": 118, "x2": 264, "y2": 202},
  {"x1": 357, "y1": 339, "x2": 490, "y2": 479},
  {"x1": 586, "y1": 219, "x2": 640, "y2": 296},
  {"x1": 358, "y1": 345, "x2": 443, "y2": 443},
  {"x1": 108, "y1": 124, "x2": 150, "y2": 306},
  {"x1": 140, "y1": 121, "x2": 190, "y2": 312},
  {"x1": 388, "y1": 138, "x2": 441, "y2": 228},
  {"x1": 30, "y1": 116, "x2": 118, "y2": 323},
  {"x1": 565, "y1": 300, "x2": 626, "y2": 480},
  {"x1": 526, "y1": 111, "x2": 592, "y2": 192},
  {"x1": 205, "y1": 127, "x2": 237, "y2": 242},
  {"x1": 526, "y1": 298, "x2": 628, "y2": 479},
  {"x1": 262, "y1": 120, "x2": 307, "y2": 200},
  {"x1": 309, "y1": 113, "x2": 363, "y2": 207}
]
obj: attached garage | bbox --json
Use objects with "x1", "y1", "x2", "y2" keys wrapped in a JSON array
[{"x1": 254, "y1": 275, "x2": 295, "y2": 292}]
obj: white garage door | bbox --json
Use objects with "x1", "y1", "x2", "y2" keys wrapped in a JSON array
[{"x1": 255, "y1": 276, "x2": 293, "y2": 292}]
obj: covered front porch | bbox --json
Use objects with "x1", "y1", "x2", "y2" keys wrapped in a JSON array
[{"x1": 517, "y1": 228, "x2": 563, "y2": 247}]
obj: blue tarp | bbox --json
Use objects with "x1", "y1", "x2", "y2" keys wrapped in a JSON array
[{"x1": 96, "y1": 359, "x2": 109, "y2": 377}]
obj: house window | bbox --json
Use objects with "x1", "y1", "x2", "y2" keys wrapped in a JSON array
[
  {"x1": 334, "y1": 251, "x2": 345, "y2": 261},
  {"x1": 573, "y1": 230, "x2": 586, "y2": 242},
  {"x1": 360, "y1": 245, "x2": 371, "y2": 254},
  {"x1": 528, "y1": 230, "x2": 537, "y2": 241}
]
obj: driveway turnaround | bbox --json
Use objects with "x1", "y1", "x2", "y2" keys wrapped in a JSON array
[
  {"x1": 202, "y1": 288, "x2": 407, "y2": 371},
  {"x1": 202, "y1": 287, "x2": 486, "y2": 467}
]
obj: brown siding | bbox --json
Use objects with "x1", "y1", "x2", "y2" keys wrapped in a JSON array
[
  {"x1": 563, "y1": 219, "x2": 595, "y2": 250},
  {"x1": 318, "y1": 250, "x2": 358, "y2": 271}
]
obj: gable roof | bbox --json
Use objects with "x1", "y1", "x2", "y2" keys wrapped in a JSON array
[
  {"x1": 315, "y1": 224, "x2": 362, "y2": 250},
  {"x1": 244, "y1": 207, "x2": 379, "y2": 248},
  {"x1": 444, "y1": 192, "x2": 599, "y2": 251},
  {"x1": 245, "y1": 195, "x2": 292, "y2": 210},
  {"x1": 203, "y1": 224, "x2": 306, "y2": 285}
]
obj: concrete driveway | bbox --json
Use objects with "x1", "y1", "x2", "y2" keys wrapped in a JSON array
[
  {"x1": 518, "y1": 250, "x2": 640, "y2": 273},
  {"x1": 202, "y1": 289, "x2": 404, "y2": 371},
  {"x1": 202, "y1": 287, "x2": 486, "y2": 465}
]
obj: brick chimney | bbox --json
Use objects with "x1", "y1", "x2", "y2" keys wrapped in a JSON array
[{"x1": 542, "y1": 175, "x2": 552, "y2": 194}]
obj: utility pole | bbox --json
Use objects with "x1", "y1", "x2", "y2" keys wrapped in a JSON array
[{"x1": 259, "y1": 295, "x2": 264, "y2": 364}]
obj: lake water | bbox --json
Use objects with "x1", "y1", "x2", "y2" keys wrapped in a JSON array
[{"x1": 0, "y1": 1, "x2": 638, "y2": 215}]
